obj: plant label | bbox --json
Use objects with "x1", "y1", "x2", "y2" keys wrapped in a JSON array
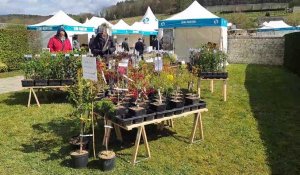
[
  {"x1": 154, "y1": 57, "x2": 163, "y2": 72},
  {"x1": 82, "y1": 56, "x2": 98, "y2": 82}
]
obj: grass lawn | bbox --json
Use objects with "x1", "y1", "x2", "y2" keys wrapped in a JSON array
[
  {"x1": 0, "y1": 64, "x2": 299, "y2": 174},
  {"x1": 0, "y1": 70, "x2": 23, "y2": 78}
]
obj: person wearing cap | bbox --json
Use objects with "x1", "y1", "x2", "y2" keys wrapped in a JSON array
[
  {"x1": 90, "y1": 25, "x2": 116, "y2": 57},
  {"x1": 135, "y1": 38, "x2": 144, "y2": 57},
  {"x1": 47, "y1": 27, "x2": 72, "y2": 52}
]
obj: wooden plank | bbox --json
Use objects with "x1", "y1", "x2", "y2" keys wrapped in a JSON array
[
  {"x1": 27, "y1": 88, "x2": 32, "y2": 107},
  {"x1": 223, "y1": 79, "x2": 227, "y2": 102},
  {"x1": 190, "y1": 113, "x2": 200, "y2": 143},
  {"x1": 141, "y1": 126, "x2": 151, "y2": 158},
  {"x1": 31, "y1": 88, "x2": 40, "y2": 107},
  {"x1": 210, "y1": 80, "x2": 214, "y2": 93},
  {"x1": 132, "y1": 126, "x2": 143, "y2": 164}
]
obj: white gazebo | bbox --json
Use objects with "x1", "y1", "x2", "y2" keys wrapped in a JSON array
[
  {"x1": 27, "y1": 10, "x2": 94, "y2": 47},
  {"x1": 258, "y1": 20, "x2": 298, "y2": 37},
  {"x1": 159, "y1": 1, "x2": 228, "y2": 61}
]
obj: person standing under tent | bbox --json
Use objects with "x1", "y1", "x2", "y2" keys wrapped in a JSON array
[
  {"x1": 153, "y1": 37, "x2": 161, "y2": 50},
  {"x1": 89, "y1": 35, "x2": 95, "y2": 50},
  {"x1": 91, "y1": 25, "x2": 116, "y2": 58},
  {"x1": 135, "y1": 38, "x2": 144, "y2": 57},
  {"x1": 47, "y1": 27, "x2": 72, "y2": 52},
  {"x1": 72, "y1": 35, "x2": 81, "y2": 51},
  {"x1": 121, "y1": 38, "x2": 129, "y2": 52}
]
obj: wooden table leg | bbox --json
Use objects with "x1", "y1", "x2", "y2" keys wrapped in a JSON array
[
  {"x1": 132, "y1": 126, "x2": 143, "y2": 164},
  {"x1": 210, "y1": 80, "x2": 214, "y2": 93},
  {"x1": 27, "y1": 88, "x2": 32, "y2": 107},
  {"x1": 141, "y1": 126, "x2": 151, "y2": 159},
  {"x1": 31, "y1": 88, "x2": 40, "y2": 107},
  {"x1": 223, "y1": 79, "x2": 227, "y2": 102},
  {"x1": 190, "y1": 112, "x2": 204, "y2": 143},
  {"x1": 198, "y1": 78, "x2": 201, "y2": 98},
  {"x1": 114, "y1": 124, "x2": 123, "y2": 142}
]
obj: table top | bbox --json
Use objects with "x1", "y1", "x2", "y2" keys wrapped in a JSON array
[{"x1": 112, "y1": 108, "x2": 208, "y2": 131}]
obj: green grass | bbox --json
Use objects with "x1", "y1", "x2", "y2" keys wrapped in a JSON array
[
  {"x1": 0, "y1": 64, "x2": 299, "y2": 174},
  {"x1": 0, "y1": 70, "x2": 23, "y2": 78}
]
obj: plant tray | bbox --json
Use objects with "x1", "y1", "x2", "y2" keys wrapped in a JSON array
[
  {"x1": 144, "y1": 112, "x2": 156, "y2": 121},
  {"x1": 61, "y1": 79, "x2": 74, "y2": 86},
  {"x1": 116, "y1": 116, "x2": 133, "y2": 126},
  {"x1": 150, "y1": 102, "x2": 166, "y2": 112},
  {"x1": 164, "y1": 109, "x2": 175, "y2": 117},
  {"x1": 48, "y1": 79, "x2": 61, "y2": 86},
  {"x1": 155, "y1": 111, "x2": 165, "y2": 119},
  {"x1": 21, "y1": 79, "x2": 34, "y2": 87},
  {"x1": 34, "y1": 79, "x2": 48, "y2": 86},
  {"x1": 174, "y1": 107, "x2": 184, "y2": 115},
  {"x1": 197, "y1": 100, "x2": 207, "y2": 109},
  {"x1": 170, "y1": 100, "x2": 184, "y2": 109},
  {"x1": 133, "y1": 116, "x2": 144, "y2": 124},
  {"x1": 185, "y1": 96, "x2": 199, "y2": 105},
  {"x1": 200, "y1": 72, "x2": 228, "y2": 79},
  {"x1": 128, "y1": 107, "x2": 146, "y2": 116}
]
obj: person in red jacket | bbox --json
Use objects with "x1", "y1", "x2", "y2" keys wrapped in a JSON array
[{"x1": 47, "y1": 27, "x2": 72, "y2": 52}]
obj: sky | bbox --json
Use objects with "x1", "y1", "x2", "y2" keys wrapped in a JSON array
[{"x1": 0, "y1": 0, "x2": 121, "y2": 15}]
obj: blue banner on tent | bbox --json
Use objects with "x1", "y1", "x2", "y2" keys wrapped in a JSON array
[
  {"x1": 27, "y1": 25, "x2": 94, "y2": 32},
  {"x1": 258, "y1": 27, "x2": 298, "y2": 32},
  {"x1": 158, "y1": 18, "x2": 227, "y2": 28}
]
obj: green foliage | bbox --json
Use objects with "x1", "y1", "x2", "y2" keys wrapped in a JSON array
[
  {"x1": 284, "y1": 32, "x2": 300, "y2": 77},
  {"x1": 95, "y1": 99, "x2": 116, "y2": 118},
  {"x1": 191, "y1": 45, "x2": 227, "y2": 73},
  {"x1": 0, "y1": 62, "x2": 8, "y2": 72},
  {"x1": 0, "y1": 28, "x2": 41, "y2": 70}
]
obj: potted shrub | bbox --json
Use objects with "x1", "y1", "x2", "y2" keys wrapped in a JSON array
[
  {"x1": 191, "y1": 44, "x2": 228, "y2": 79},
  {"x1": 21, "y1": 60, "x2": 35, "y2": 87},
  {"x1": 62, "y1": 53, "x2": 81, "y2": 85},
  {"x1": 48, "y1": 53, "x2": 64, "y2": 86},
  {"x1": 34, "y1": 53, "x2": 50, "y2": 86},
  {"x1": 94, "y1": 98, "x2": 116, "y2": 171}
]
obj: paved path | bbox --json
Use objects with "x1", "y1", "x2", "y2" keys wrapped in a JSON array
[{"x1": 0, "y1": 76, "x2": 24, "y2": 94}]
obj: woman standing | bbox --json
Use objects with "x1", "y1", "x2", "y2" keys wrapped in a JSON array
[{"x1": 47, "y1": 27, "x2": 72, "y2": 52}]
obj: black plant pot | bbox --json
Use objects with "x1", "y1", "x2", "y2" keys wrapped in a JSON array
[
  {"x1": 174, "y1": 107, "x2": 184, "y2": 115},
  {"x1": 185, "y1": 96, "x2": 199, "y2": 105},
  {"x1": 155, "y1": 111, "x2": 165, "y2": 119},
  {"x1": 115, "y1": 105, "x2": 126, "y2": 116},
  {"x1": 34, "y1": 79, "x2": 48, "y2": 86},
  {"x1": 98, "y1": 151, "x2": 116, "y2": 172},
  {"x1": 61, "y1": 79, "x2": 74, "y2": 86},
  {"x1": 170, "y1": 100, "x2": 184, "y2": 109},
  {"x1": 128, "y1": 107, "x2": 146, "y2": 116},
  {"x1": 133, "y1": 115, "x2": 144, "y2": 124},
  {"x1": 48, "y1": 79, "x2": 61, "y2": 86},
  {"x1": 197, "y1": 100, "x2": 207, "y2": 109},
  {"x1": 144, "y1": 111, "x2": 156, "y2": 121},
  {"x1": 150, "y1": 102, "x2": 166, "y2": 112},
  {"x1": 164, "y1": 109, "x2": 175, "y2": 117},
  {"x1": 116, "y1": 115, "x2": 134, "y2": 126},
  {"x1": 70, "y1": 150, "x2": 89, "y2": 169},
  {"x1": 21, "y1": 79, "x2": 34, "y2": 87}
]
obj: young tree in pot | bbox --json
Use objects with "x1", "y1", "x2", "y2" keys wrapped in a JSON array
[
  {"x1": 95, "y1": 99, "x2": 117, "y2": 171},
  {"x1": 68, "y1": 75, "x2": 97, "y2": 168},
  {"x1": 21, "y1": 60, "x2": 35, "y2": 87}
]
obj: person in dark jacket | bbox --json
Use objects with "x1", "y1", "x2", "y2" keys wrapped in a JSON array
[
  {"x1": 153, "y1": 37, "x2": 161, "y2": 50},
  {"x1": 88, "y1": 35, "x2": 95, "y2": 50},
  {"x1": 135, "y1": 38, "x2": 144, "y2": 56},
  {"x1": 121, "y1": 38, "x2": 129, "y2": 52},
  {"x1": 91, "y1": 25, "x2": 116, "y2": 57},
  {"x1": 47, "y1": 27, "x2": 72, "y2": 52}
]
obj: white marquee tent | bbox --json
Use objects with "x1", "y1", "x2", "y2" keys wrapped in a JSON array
[
  {"x1": 27, "y1": 10, "x2": 94, "y2": 48},
  {"x1": 159, "y1": 1, "x2": 228, "y2": 61},
  {"x1": 258, "y1": 20, "x2": 298, "y2": 37}
]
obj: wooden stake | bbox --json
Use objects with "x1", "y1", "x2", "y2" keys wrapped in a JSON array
[
  {"x1": 158, "y1": 89, "x2": 162, "y2": 104},
  {"x1": 91, "y1": 84, "x2": 96, "y2": 159}
]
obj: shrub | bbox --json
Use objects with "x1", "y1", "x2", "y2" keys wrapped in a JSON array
[
  {"x1": 284, "y1": 32, "x2": 300, "y2": 77},
  {"x1": 0, "y1": 62, "x2": 8, "y2": 72}
]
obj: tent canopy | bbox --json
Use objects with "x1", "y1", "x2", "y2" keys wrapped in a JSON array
[
  {"x1": 131, "y1": 22, "x2": 158, "y2": 36},
  {"x1": 158, "y1": 1, "x2": 227, "y2": 61},
  {"x1": 159, "y1": 1, "x2": 227, "y2": 28},
  {"x1": 141, "y1": 6, "x2": 158, "y2": 28},
  {"x1": 112, "y1": 19, "x2": 132, "y2": 35},
  {"x1": 27, "y1": 10, "x2": 93, "y2": 32},
  {"x1": 84, "y1": 16, "x2": 113, "y2": 28},
  {"x1": 259, "y1": 20, "x2": 296, "y2": 31}
]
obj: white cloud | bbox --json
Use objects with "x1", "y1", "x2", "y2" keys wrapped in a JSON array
[{"x1": 0, "y1": 0, "x2": 121, "y2": 15}]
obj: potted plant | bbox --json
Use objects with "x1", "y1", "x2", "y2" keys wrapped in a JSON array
[
  {"x1": 21, "y1": 60, "x2": 35, "y2": 87},
  {"x1": 191, "y1": 44, "x2": 228, "y2": 79},
  {"x1": 48, "y1": 53, "x2": 64, "y2": 86},
  {"x1": 34, "y1": 53, "x2": 50, "y2": 86},
  {"x1": 68, "y1": 76, "x2": 97, "y2": 168},
  {"x1": 62, "y1": 53, "x2": 81, "y2": 85},
  {"x1": 94, "y1": 98, "x2": 116, "y2": 171}
]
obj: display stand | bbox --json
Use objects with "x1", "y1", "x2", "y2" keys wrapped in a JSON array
[
  {"x1": 198, "y1": 78, "x2": 228, "y2": 101},
  {"x1": 24, "y1": 86, "x2": 69, "y2": 107},
  {"x1": 103, "y1": 108, "x2": 208, "y2": 164}
]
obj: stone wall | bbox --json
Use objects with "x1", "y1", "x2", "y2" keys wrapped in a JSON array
[{"x1": 227, "y1": 36, "x2": 285, "y2": 65}]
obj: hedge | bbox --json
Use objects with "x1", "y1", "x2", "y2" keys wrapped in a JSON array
[
  {"x1": 284, "y1": 32, "x2": 300, "y2": 77},
  {"x1": 0, "y1": 27, "x2": 41, "y2": 70}
]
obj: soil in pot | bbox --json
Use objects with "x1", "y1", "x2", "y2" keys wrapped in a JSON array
[
  {"x1": 98, "y1": 151, "x2": 116, "y2": 171},
  {"x1": 48, "y1": 79, "x2": 61, "y2": 86},
  {"x1": 21, "y1": 79, "x2": 34, "y2": 87},
  {"x1": 70, "y1": 150, "x2": 89, "y2": 169}
]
